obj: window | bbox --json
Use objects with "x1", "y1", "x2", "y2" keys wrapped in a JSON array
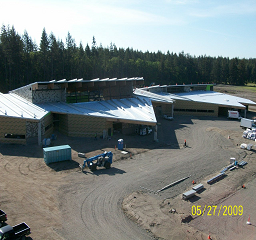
[
  {"x1": 197, "y1": 109, "x2": 207, "y2": 112},
  {"x1": 4, "y1": 134, "x2": 25, "y2": 139}
]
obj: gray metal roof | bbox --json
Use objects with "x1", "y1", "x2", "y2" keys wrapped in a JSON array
[
  {"x1": 37, "y1": 97, "x2": 157, "y2": 125},
  {"x1": 0, "y1": 93, "x2": 49, "y2": 120},
  {"x1": 34, "y1": 77, "x2": 143, "y2": 85},
  {"x1": 175, "y1": 91, "x2": 256, "y2": 108},
  {"x1": 134, "y1": 89, "x2": 256, "y2": 109},
  {"x1": 134, "y1": 89, "x2": 174, "y2": 103}
]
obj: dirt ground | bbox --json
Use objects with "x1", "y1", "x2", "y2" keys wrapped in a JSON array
[{"x1": 0, "y1": 84, "x2": 256, "y2": 240}]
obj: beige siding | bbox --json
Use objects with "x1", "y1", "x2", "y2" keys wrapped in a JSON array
[
  {"x1": 67, "y1": 115, "x2": 112, "y2": 137},
  {"x1": 0, "y1": 116, "x2": 27, "y2": 144},
  {"x1": 174, "y1": 100, "x2": 218, "y2": 117}
]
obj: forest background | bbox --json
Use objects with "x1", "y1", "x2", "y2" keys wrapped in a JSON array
[{"x1": 0, "y1": 25, "x2": 255, "y2": 93}]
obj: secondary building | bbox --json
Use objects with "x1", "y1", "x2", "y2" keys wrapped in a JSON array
[{"x1": 134, "y1": 84, "x2": 256, "y2": 118}]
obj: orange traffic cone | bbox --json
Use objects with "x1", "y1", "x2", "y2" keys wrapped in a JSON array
[
  {"x1": 247, "y1": 215, "x2": 251, "y2": 225},
  {"x1": 192, "y1": 180, "x2": 195, "y2": 184},
  {"x1": 242, "y1": 184, "x2": 245, "y2": 189}
]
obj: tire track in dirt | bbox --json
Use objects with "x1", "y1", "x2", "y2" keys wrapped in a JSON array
[{"x1": 18, "y1": 160, "x2": 29, "y2": 176}]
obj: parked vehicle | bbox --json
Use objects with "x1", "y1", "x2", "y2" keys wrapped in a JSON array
[
  {"x1": 228, "y1": 110, "x2": 241, "y2": 119},
  {"x1": 0, "y1": 210, "x2": 7, "y2": 227},
  {"x1": 240, "y1": 118, "x2": 255, "y2": 129},
  {"x1": 80, "y1": 151, "x2": 113, "y2": 172},
  {"x1": 0, "y1": 222, "x2": 30, "y2": 240}
]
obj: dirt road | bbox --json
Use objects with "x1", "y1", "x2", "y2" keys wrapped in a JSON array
[{"x1": 0, "y1": 113, "x2": 255, "y2": 239}]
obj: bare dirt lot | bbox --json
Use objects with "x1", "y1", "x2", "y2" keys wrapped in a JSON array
[{"x1": 0, "y1": 84, "x2": 256, "y2": 240}]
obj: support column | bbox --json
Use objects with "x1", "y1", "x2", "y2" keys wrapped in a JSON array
[
  {"x1": 38, "y1": 121, "x2": 41, "y2": 146},
  {"x1": 154, "y1": 124, "x2": 158, "y2": 142}
]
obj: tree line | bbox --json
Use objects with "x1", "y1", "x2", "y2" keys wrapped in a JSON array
[{"x1": 0, "y1": 25, "x2": 255, "y2": 93}]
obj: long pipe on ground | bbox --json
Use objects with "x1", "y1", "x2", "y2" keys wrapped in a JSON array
[{"x1": 156, "y1": 175, "x2": 190, "y2": 193}]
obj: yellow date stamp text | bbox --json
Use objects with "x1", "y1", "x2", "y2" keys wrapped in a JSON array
[{"x1": 191, "y1": 205, "x2": 243, "y2": 216}]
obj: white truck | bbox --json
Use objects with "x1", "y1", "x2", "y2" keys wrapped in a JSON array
[
  {"x1": 228, "y1": 110, "x2": 241, "y2": 119},
  {"x1": 240, "y1": 118, "x2": 255, "y2": 129}
]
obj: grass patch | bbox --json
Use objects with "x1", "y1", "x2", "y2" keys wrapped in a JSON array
[{"x1": 215, "y1": 84, "x2": 256, "y2": 93}]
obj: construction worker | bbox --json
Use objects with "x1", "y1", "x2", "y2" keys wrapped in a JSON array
[{"x1": 184, "y1": 139, "x2": 186, "y2": 147}]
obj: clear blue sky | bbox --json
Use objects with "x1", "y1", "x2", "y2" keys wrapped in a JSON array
[{"x1": 1, "y1": 0, "x2": 255, "y2": 59}]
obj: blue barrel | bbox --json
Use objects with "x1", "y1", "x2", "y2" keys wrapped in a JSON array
[{"x1": 118, "y1": 139, "x2": 123, "y2": 150}]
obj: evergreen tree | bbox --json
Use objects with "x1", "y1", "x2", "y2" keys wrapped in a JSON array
[
  {"x1": 39, "y1": 28, "x2": 50, "y2": 81},
  {"x1": 0, "y1": 24, "x2": 255, "y2": 92}
]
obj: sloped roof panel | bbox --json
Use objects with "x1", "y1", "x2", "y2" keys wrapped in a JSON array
[
  {"x1": 134, "y1": 89, "x2": 256, "y2": 109},
  {"x1": 175, "y1": 91, "x2": 256, "y2": 108},
  {"x1": 37, "y1": 97, "x2": 157, "y2": 124},
  {"x1": 0, "y1": 93, "x2": 49, "y2": 120},
  {"x1": 134, "y1": 89, "x2": 174, "y2": 103}
]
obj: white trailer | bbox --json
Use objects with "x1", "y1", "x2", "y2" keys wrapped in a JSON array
[
  {"x1": 228, "y1": 110, "x2": 240, "y2": 119},
  {"x1": 240, "y1": 118, "x2": 255, "y2": 129}
]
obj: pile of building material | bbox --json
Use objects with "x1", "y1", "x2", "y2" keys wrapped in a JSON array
[
  {"x1": 182, "y1": 190, "x2": 196, "y2": 200},
  {"x1": 192, "y1": 183, "x2": 204, "y2": 192},
  {"x1": 240, "y1": 143, "x2": 253, "y2": 150},
  {"x1": 220, "y1": 161, "x2": 238, "y2": 173},
  {"x1": 238, "y1": 161, "x2": 248, "y2": 167},
  {"x1": 182, "y1": 183, "x2": 204, "y2": 200},
  {"x1": 207, "y1": 172, "x2": 225, "y2": 184},
  {"x1": 78, "y1": 152, "x2": 86, "y2": 158},
  {"x1": 242, "y1": 129, "x2": 256, "y2": 140}
]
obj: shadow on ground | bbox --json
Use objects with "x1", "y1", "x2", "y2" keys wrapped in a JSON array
[{"x1": 1, "y1": 114, "x2": 254, "y2": 159}]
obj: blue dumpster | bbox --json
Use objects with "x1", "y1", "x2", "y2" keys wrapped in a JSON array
[{"x1": 118, "y1": 139, "x2": 123, "y2": 150}]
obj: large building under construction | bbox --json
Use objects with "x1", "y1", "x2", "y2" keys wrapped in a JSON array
[
  {"x1": 0, "y1": 78, "x2": 158, "y2": 145},
  {"x1": 1, "y1": 78, "x2": 256, "y2": 145}
]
